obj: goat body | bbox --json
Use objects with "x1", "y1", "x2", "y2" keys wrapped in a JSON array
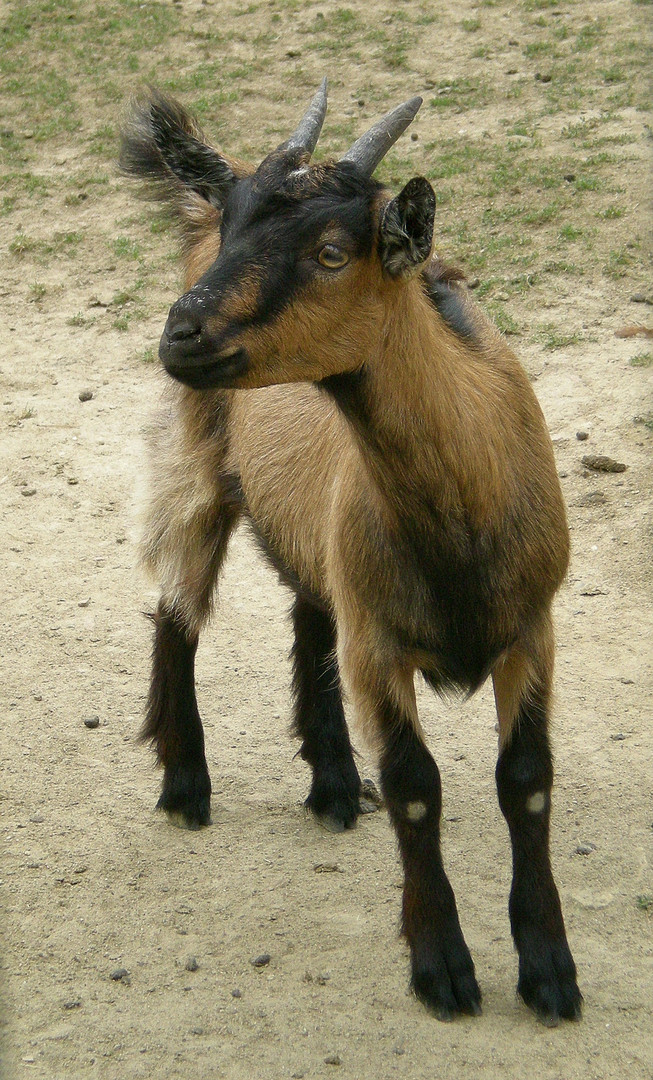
[{"x1": 122, "y1": 86, "x2": 582, "y2": 1025}]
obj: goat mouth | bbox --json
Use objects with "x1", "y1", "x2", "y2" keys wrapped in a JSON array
[{"x1": 162, "y1": 347, "x2": 250, "y2": 389}]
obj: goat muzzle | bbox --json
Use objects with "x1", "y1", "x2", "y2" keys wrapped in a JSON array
[{"x1": 159, "y1": 312, "x2": 249, "y2": 388}]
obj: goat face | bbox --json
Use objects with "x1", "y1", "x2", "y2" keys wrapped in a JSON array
[{"x1": 157, "y1": 98, "x2": 435, "y2": 390}]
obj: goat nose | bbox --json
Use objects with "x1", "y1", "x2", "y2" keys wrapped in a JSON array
[{"x1": 164, "y1": 314, "x2": 202, "y2": 343}]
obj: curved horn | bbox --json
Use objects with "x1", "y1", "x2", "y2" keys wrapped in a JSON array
[
  {"x1": 278, "y1": 77, "x2": 328, "y2": 156},
  {"x1": 340, "y1": 96, "x2": 423, "y2": 176}
]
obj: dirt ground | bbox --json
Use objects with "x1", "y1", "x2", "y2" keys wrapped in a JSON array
[{"x1": 1, "y1": 0, "x2": 652, "y2": 1077}]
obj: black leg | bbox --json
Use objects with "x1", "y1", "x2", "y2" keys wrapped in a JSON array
[
  {"x1": 291, "y1": 597, "x2": 361, "y2": 831},
  {"x1": 142, "y1": 606, "x2": 211, "y2": 829},
  {"x1": 381, "y1": 718, "x2": 482, "y2": 1020},
  {"x1": 496, "y1": 685, "x2": 582, "y2": 1024}
]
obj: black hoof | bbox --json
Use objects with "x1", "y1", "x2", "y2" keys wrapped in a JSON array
[
  {"x1": 157, "y1": 760, "x2": 212, "y2": 830},
  {"x1": 411, "y1": 937, "x2": 482, "y2": 1021},
  {"x1": 305, "y1": 761, "x2": 362, "y2": 832},
  {"x1": 305, "y1": 787, "x2": 359, "y2": 831},
  {"x1": 517, "y1": 936, "x2": 583, "y2": 1025}
]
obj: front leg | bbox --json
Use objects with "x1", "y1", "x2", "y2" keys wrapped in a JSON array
[
  {"x1": 143, "y1": 606, "x2": 211, "y2": 829},
  {"x1": 343, "y1": 644, "x2": 481, "y2": 1020},
  {"x1": 493, "y1": 639, "x2": 582, "y2": 1024}
]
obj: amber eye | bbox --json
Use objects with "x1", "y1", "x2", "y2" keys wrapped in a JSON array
[{"x1": 317, "y1": 244, "x2": 349, "y2": 270}]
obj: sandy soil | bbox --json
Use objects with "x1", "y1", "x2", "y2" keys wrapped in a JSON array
[{"x1": 1, "y1": 0, "x2": 652, "y2": 1077}]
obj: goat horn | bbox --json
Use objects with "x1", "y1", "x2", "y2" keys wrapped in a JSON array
[
  {"x1": 279, "y1": 77, "x2": 328, "y2": 156},
  {"x1": 340, "y1": 96, "x2": 423, "y2": 176}
]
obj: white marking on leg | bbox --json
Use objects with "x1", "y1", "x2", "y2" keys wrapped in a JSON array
[
  {"x1": 526, "y1": 791, "x2": 547, "y2": 814},
  {"x1": 406, "y1": 800, "x2": 427, "y2": 823}
]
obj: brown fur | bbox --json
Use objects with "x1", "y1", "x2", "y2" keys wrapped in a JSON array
[{"x1": 129, "y1": 92, "x2": 581, "y2": 1022}]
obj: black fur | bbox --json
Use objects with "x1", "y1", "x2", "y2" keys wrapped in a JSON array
[
  {"x1": 379, "y1": 177, "x2": 436, "y2": 277},
  {"x1": 142, "y1": 607, "x2": 211, "y2": 829},
  {"x1": 120, "y1": 90, "x2": 236, "y2": 208},
  {"x1": 496, "y1": 685, "x2": 582, "y2": 1024},
  {"x1": 290, "y1": 597, "x2": 362, "y2": 830},
  {"x1": 380, "y1": 711, "x2": 481, "y2": 1019}
]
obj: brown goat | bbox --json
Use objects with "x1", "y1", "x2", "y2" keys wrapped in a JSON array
[{"x1": 121, "y1": 83, "x2": 582, "y2": 1024}]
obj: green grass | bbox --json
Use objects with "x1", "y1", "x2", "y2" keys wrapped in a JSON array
[
  {"x1": 629, "y1": 352, "x2": 653, "y2": 368},
  {"x1": 531, "y1": 323, "x2": 584, "y2": 349},
  {"x1": 0, "y1": 0, "x2": 649, "y2": 358}
]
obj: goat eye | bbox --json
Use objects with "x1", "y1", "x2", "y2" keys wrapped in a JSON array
[{"x1": 317, "y1": 244, "x2": 349, "y2": 269}]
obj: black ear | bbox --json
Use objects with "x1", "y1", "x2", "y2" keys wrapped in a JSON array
[
  {"x1": 120, "y1": 91, "x2": 238, "y2": 209},
  {"x1": 379, "y1": 177, "x2": 436, "y2": 278}
]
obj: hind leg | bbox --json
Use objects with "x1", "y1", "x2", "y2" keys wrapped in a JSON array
[
  {"x1": 141, "y1": 471, "x2": 241, "y2": 829},
  {"x1": 291, "y1": 596, "x2": 362, "y2": 831},
  {"x1": 493, "y1": 627, "x2": 582, "y2": 1023}
]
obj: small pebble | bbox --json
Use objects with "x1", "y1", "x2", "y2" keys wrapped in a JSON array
[
  {"x1": 610, "y1": 733, "x2": 627, "y2": 741},
  {"x1": 78, "y1": 598, "x2": 91, "y2": 607},
  {"x1": 21, "y1": 487, "x2": 36, "y2": 497},
  {"x1": 630, "y1": 293, "x2": 652, "y2": 305},
  {"x1": 325, "y1": 1055, "x2": 342, "y2": 1066},
  {"x1": 576, "y1": 431, "x2": 589, "y2": 441},
  {"x1": 251, "y1": 953, "x2": 271, "y2": 968},
  {"x1": 63, "y1": 999, "x2": 82, "y2": 1010},
  {"x1": 79, "y1": 389, "x2": 94, "y2": 402},
  {"x1": 231, "y1": 988, "x2": 242, "y2": 998},
  {"x1": 30, "y1": 814, "x2": 45, "y2": 823},
  {"x1": 575, "y1": 843, "x2": 596, "y2": 856},
  {"x1": 184, "y1": 956, "x2": 199, "y2": 972},
  {"x1": 563, "y1": 173, "x2": 576, "y2": 182},
  {"x1": 84, "y1": 716, "x2": 100, "y2": 729},
  {"x1": 110, "y1": 967, "x2": 130, "y2": 981},
  {"x1": 191, "y1": 1027, "x2": 204, "y2": 1036}
]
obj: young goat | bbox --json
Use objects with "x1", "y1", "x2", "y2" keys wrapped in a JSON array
[{"x1": 120, "y1": 82, "x2": 582, "y2": 1024}]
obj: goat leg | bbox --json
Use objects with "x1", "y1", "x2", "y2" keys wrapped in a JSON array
[
  {"x1": 380, "y1": 716, "x2": 482, "y2": 1020},
  {"x1": 291, "y1": 596, "x2": 362, "y2": 831},
  {"x1": 142, "y1": 605, "x2": 211, "y2": 829},
  {"x1": 495, "y1": 668, "x2": 582, "y2": 1025}
]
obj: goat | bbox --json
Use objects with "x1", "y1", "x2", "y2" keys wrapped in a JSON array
[{"x1": 120, "y1": 81, "x2": 582, "y2": 1024}]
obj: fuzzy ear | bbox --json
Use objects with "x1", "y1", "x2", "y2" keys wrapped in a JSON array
[
  {"x1": 120, "y1": 91, "x2": 248, "y2": 210},
  {"x1": 379, "y1": 177, "x2": 436, "y2": 278}
]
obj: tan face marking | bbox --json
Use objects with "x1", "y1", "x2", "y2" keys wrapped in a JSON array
[
  {"x1": 526, "y1": 791, "x2": 547, "y2": 814},
  {"x1": 406, "y1": 800, "x2": 428, "y2": 823}
]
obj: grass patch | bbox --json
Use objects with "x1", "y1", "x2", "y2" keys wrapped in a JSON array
[
  {"x1": 111, "y1": 237, "x2": 142, "y2": 260},
  {"x1": 531, "y1": 323, "x2": 583, "y2": 350},
  {"x1": 629, "y1": 352, "x2": 653, "y2": 368}
]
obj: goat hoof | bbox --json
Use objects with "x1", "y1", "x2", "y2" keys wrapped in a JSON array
[
  {"x1": 412, "y1": 968, "x2": 482, "y2": 1021},
  {"x1": 305, "y1": 778, "x2": 360, "y2": 832},
  {"x1": 157, "y1": 761, "x2": 212, "y2": 829},
  {"x1": 314, "y1": 811, "x2": 350, "y2": 834},
  {"x1": 410, "y1": 935, "x2": 481, "y2": 1020},
  {"x1": 516, "y1": 936, "x2": 582, "y2": 1025}
]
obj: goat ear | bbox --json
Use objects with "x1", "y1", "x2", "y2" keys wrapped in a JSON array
[
  {"x1": 379, "y1": 177, "x2": 436, "y2": 278},
  {"x1": 120, "y1": 92, "x2": 248, "y2": 210}
]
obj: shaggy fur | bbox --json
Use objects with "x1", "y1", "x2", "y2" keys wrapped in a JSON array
[{"x1": 121, "y1": 89, "x2": 581, "y2": 1025}]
